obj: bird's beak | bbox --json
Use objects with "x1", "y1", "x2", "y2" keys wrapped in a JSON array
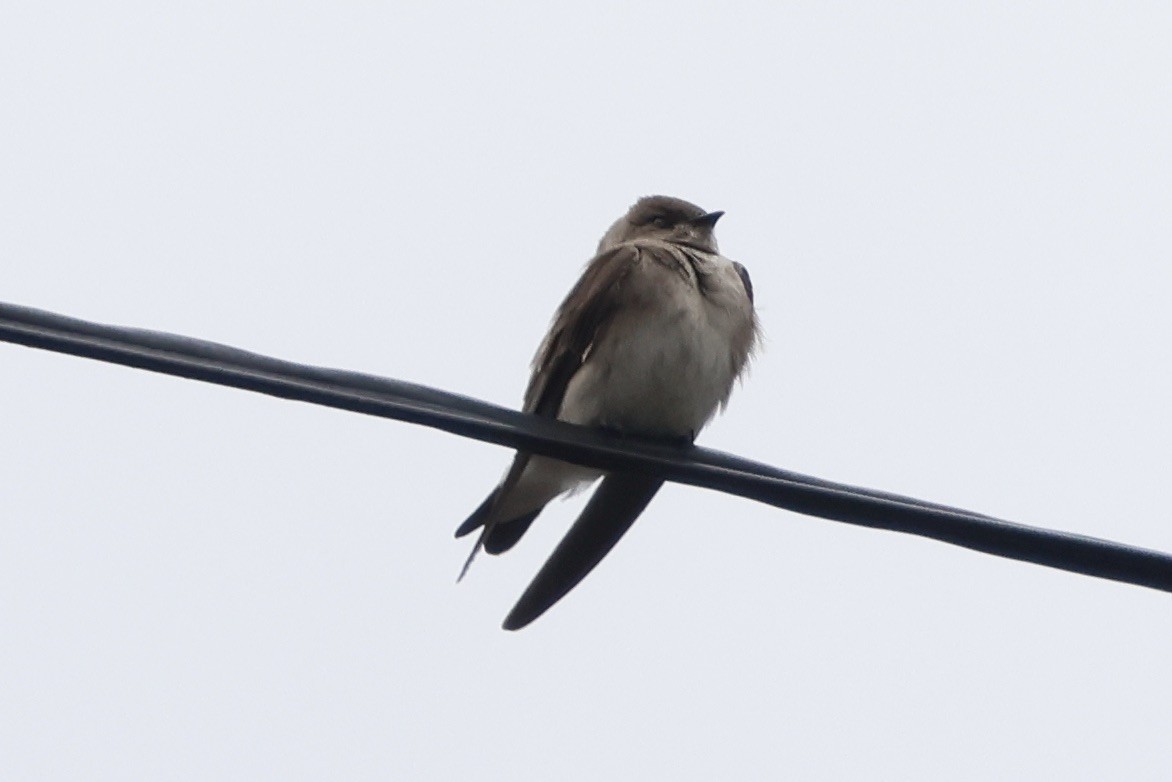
[{"x1": 691, "y1": 211, "x2": 724, "y2": 228}]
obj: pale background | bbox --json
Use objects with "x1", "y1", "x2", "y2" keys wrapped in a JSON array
[{"x1": 3, "y1": 3, "x2": 1171, "y2": 779}]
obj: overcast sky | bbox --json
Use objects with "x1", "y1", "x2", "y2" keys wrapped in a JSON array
[{"x1": 3, "y1": 3, "x2": 1172, "y2": 780}]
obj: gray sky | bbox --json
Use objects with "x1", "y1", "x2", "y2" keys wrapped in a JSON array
[{"x1": 4, "y1": 3, "x2": 1171, "y2": 779}]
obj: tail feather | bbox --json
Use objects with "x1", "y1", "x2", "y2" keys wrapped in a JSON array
[
  {"x1": 456, "y1": 478, "x2": 546, "y2": 583},
  {"x1": 484, "y1": 511, "x2": 541, "y2": 554},
  {"x1": 456, "y1": 487, "x2": 544, "y2": 553},
  {"x1": 457, "y1": 451, "x2": 597, "y2": 581},
  {"x1": 455, "y1": 490, "x2": 498, "y2": 538},
  {"x1": 502, "y1": 471, "x2": 664, "y2": 631}
]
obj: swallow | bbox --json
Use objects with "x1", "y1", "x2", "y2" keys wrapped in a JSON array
[{"x1": 456, "y1": 195, "x2": 759, "y2": 629}]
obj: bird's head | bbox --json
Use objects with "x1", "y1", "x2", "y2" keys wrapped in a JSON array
[{"x1": 598, "y1": 195, "x2": 723, "y2": 254}]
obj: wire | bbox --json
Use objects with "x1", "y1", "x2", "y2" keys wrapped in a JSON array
[{"x1": 3, "y1": 299, "x2": 1171, "y2": 594}]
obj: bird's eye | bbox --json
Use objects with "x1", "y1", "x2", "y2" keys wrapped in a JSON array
[{"x1": 651, "y1": 215, "x2": 672, "y2": 228}]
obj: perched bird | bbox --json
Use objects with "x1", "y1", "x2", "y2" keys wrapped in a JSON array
[{"x1": 456, "y1": 195, "x2": 759, "y2": 630}]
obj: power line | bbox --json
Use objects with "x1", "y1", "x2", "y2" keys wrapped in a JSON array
[{"x1": 4, "y1": 299, "x2": 1171, "y2": 594}]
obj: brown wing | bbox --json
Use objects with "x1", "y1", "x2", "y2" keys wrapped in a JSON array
[
  {"x1": 454, "y1": 244, "x2": 646, "y2": 556},
  {"x1": 497, "y1": 243, "x2": 691, "y2": 625},
  {"x1": 523, "y1": 243, "x2": 647, "y2": 418},
  {"x1": 732, "y1": 261, "x2": 754, "y2": 304}
]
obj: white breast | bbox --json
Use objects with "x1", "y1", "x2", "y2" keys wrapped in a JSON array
[{"x1": 558, "y1": 248, "x2": 755, "y2": 439}]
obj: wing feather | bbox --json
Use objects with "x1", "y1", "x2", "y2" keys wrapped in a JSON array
[
  {"x1": 523, "y1": 243, "x2": 646, "y2": 417},
  {"x1": 456, "y1": 244, "x2": 646, "y2": 563}
]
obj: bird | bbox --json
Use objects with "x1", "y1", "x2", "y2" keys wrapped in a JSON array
[{"x1": 456, "y1": 195, "x2": 759, "y2": 630}]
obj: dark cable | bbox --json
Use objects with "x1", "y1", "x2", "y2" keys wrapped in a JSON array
[{"x1": 3, "y1": 300, "x2": 1170, "y2": 594}]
